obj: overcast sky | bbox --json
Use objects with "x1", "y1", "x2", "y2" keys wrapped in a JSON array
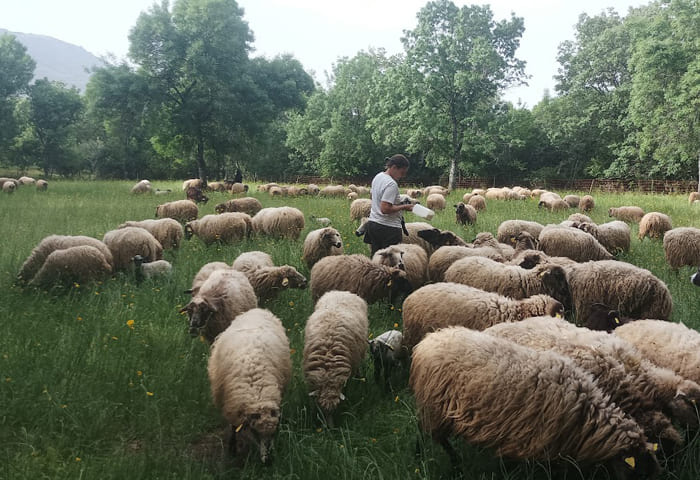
[{"x1": 1, "y1": 0, "x2": 649, "y2": 107}]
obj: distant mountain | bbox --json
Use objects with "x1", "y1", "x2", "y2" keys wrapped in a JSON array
[{"x1": 0, "y1": 28, "x2": 104, "y2": 92}]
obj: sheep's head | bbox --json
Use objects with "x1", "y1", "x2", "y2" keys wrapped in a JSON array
[
  {"x1": 184, "y1": 222, "x2": 195, "y2": 240},
  {"x1": 608, "y1": 207, "x2": 615, "y2": 217},
  {"x1": 418, "y1": 228, "x2": 467, "y2": 247},
  {"x1": 608, "y1": 444, "x2": 660, "y2": 480},
  {"x1": 179, "y1": 298, "x2": 216, "y2": 336},
  {"x1": 543, "y1": 297, "x2": 565, "y2": 318},
  {"x1": 278, "y1": 266, "x2": 307, "y2": 290},
  {"x1": 374, "y1": 247, "x2": 404, "y2": 271},
  {"x1": 322, "y1": 228, "x2": 342, "y2": 249},
  {"x1": 472, "y1": 232, "x2": 498, "y2": 248},
  {"x1": 512, "y1": 231, "x2": 538, "y2": 251},
  {"x1": 573, "y1": 221, "x2": 598, "y2": 237},
  {"x1": 668, "y1": 379, "x2": 700, "y2": 427},
  {"x1": 537, "y1": 264, "x2": 572, "y2": 312},
  {"x1": 214, "y1": 203, "x2": 226, "y2": 214},
  {"x1": 584, "y1": 303, "x2": 631, "y2": 332}
]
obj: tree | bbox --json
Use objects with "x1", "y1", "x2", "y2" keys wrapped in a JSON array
[{"x1": 400, "y1": 0, "x2": 526, "y2": 189}]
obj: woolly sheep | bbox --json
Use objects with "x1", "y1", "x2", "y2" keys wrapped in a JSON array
[
  {"x1": 215, "y1": 197, "x2": 263, "y2": 216},
  {"x1": 402, "y1": 282, "x2": 564, "y2": 350},
  {"x1": 689, "y1": 192, "x2": 700, "y2": 204},
  {"x1": 573, "y1": 221, "x2": 631, "y2": 254},
  {"x1": 36, "y1": 179, "x2": 48, "y2": 191},
  {"x1": 423, "y1": 185, "x2": 448, "y2": 197},
  {"x1": 402, "y1": 222, "x2": 439, "y2": 256},
  {"x1": 582, "y1": 303, "x2": 634, "y2": 332},
  {"x1": 307, "y1": 184, "x2": 320, "y2": 195},
  {"x1": 17, "y1": 176, "x2": 35, "y2": 185},
  {"x1": 508, "y1": 249, "x2": 577, "y2": 270},
  {"x1": 243, "y1": 265, "x2": 307, "y2": 302},
  {"x1": 538, "y1": 197, "x2": 568, "y2": 211},
  {"x1": 372, "y1": 243, "x2": 428, "y2": 289},
  {"x1": 302, "y1": 227, "x2": 343, "y2": 269},
  {"x1": 155, "y1": 199, "x2": 198, "y2": 223},
  {"x1": 208, "y1": 308, "x2": 290, "y2": 463},
  {"x1": 609, "y1": 206, "x2": 645, "y2": 223},
  {"x1": 484, "y1": 187, "x2": 507, "y2": 200},
  {"x1": 0, "y1": 177, "x2": 18, "y2": 188},
  {"x1": 118, "y1": 218, "x2": 184, "y2": 250},
  {"x1": 416, "y1": 228, "x2": 469, "y2": 252},
  {"x1": 132, "y1": 255, "x2": 172, "y2": 281},
  {"x1": 229, "y1": 182, "x2": 249, "y2": 194},
  {"x1": 131, "y1": 180, "x2": 153, "y2": 194},
  {"x1": 256, "y1": 183, "x2": 278, "y2": 192},
  {"x1": 638, "y1": 212, "x2": 672, "y2": 240},
  {"x1": 17, "y1": 235, "x2": 114, "y2": 284},
  {"x1": 350, "y1": 199, "x2": 372, "y2": 220},
  {"x1": 188, "y1": 261, "x2": 235, "y2": 296},
  {"x1": 471, "y1": 232, "x2": 515, "y2": 260},
  {"x1": 319, "y1": 185, "x2": 347, "y2": 197},
  {"x1": 454, "y1": 202, "x2": 477, "y2": 225},
  {"x1": 468, "y1": 194, "x2": 486, "y2": 211},
  {"x1": 663, "y1": 227, "x2": 700, "y2": 270},
  {"x1": 406, "y1": 188, "x2": 423, "y2": 198},
  {"x1": 355, "y1": 186, "x2": 370, "y2": 196},
  {"x1": 496, "y1": 219, "x2": 544, "y2": 244},
  {"x1": 427, "y1": 245, "x2": 505, "y2": 282},
  {"x1": 232, "y1": 251, "x2": 274, "y2": 273},
  {"x1": 28, "y1": 245, "x2": 112, "y2": 287},
  {"x1": 563, "y1": 194, "x2": 580, "y2": 207},
  {"x1": 538, "y1": 224, "x2": 614, "y2": 262},
  {"x1": 206, "y1": 181, "x2": 226, "y2": 192},
  {"x1": 181, "y1": 269, "x2": 258, "y2": 343},
  {"x1": 347, "y1": 192, "x2": 358, "y2": 201},
  {"x1": 426, "y1": 193, "x2": 446, "y2": 211},
  {"x1": 368, "y1": 330, "x2": 406, "y2": 388},
  {"x1": 563, "y1": 260, "x2": 673, "y2": 322},
  {"x1": 310, "y1": 254, "x2": 409, "y2": 304},
  {"x1": 103, "y1": 227, "x2": 163, "y2": 271},
  {"x1": 579, "y1": 194, "x2": 595, "y2": 212},
  {"x1": 182, "y1": 178, "x2": 204, "y2": 190},
  {"x1": 568, "y1": 213, "x2": 593, "y2": 223},
  {"x1": 268, "y1": 186, "x2": 284, "y2": 197},
  {"x1": 185, "y1": 213, "x2": 248, "y2": 245},
  {"x1": 252, "y1": 207, "x2": 305, "y2": 240},
  {"x1": 410, "y1": 327, "x2": 659, "y2": 473},
  {"x1": 2, "y1": 182, "x2": 16, "y2": 193}
]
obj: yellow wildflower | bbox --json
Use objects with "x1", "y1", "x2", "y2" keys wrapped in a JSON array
[
  {"x1": 137, "y1": 370, "x2": 142, "y2": 377},
  {"x1": 316, "y1": 428, "x2": 323, "y2": 433},
  {"x1": 75, "y1": 457, "x2": 81, "y2": 462},
  {"x1": 77, "y1": 316, "x2": 82, "y2": 322},
  {"x1": 126, "y1": 320, "x2": 135, "y2": 330},
  {"x1": 288, "y1": 301, "x2": 294, "y2": 307},
  {"x1": 393, "y1": 323, "x2": 399, "y2": 328},
  {"x1": 394, "y1": 395, "x2": 399, "y2": 403},
  {"x1": 111, "y1": 336, "x2": 118, "y2": 340},
  {"x1": 146, "y1": 391, "x2": 154, "y2": 397}
]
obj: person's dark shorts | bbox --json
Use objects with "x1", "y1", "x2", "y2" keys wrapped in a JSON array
[{"x1": 363, "y1": 221, "x2": 403, "y2": 255}]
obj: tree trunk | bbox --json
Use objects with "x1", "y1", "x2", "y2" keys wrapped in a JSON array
[
  {"x1": 197, "y1": 136, "x2": 207, "y2": 182},
  {"x1": 697, "y1": 152, "x2": 700, "y2": 193},
  {"x1": 448, "y1": 158, "x2": 457, "y2": 191}
]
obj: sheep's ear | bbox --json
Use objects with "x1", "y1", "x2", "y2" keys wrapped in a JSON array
[{"x1": 282, "y1": 277, "x2": 289, "y2": 287}]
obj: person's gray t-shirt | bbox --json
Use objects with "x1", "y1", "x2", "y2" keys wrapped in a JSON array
[{"x1": 369, "y1": 171, "x2": 402, "y2": 228}]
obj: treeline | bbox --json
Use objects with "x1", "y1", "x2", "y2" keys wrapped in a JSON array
[{"x1": 0, "y1": 0, "x2": 698, "y2": 189}]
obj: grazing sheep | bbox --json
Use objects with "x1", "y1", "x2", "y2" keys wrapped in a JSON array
[
  {"x1": 2, "y1": 182, "x2": 16, "y2": 193},
  {"x1": 538, "y1": 197, "x2": 569, "y2": 211},
  {"x1": 609, "y1": 206, "x2": 645, "y2": 223},
  {"x1": 242, "y1": 265, "x2": 307, "y2": 302},
  {"x1": 118, "y1": 218, "x2": 184, "y2": 250},
  {"x1": 406, "y1": 189, "x2": 423, "y2": 199},
  {"x1": 182, "y1": 178, "x2": 204, "y2": 190},
  {"x1": 350, "y1": 199, "x2": 372, "y2": 220},
  {"x1": 467, "y1": 194, "x2": 486, "y2": 211},
  {"x1": 17, "y1": 176, "x2": 36, "y2": 185},
  {"x1": 206, "y1": 181, "x2": 226, "y2": 192},
  {"x1": 302, "y1": 227, "x2": 343, "y2": 269},
  {"x1": 27, "y1": 245, "x2": 112, "y2": 287},
  {"x1": 582, "y1": 303, "x2": 634, "y2": 332},
  {"x1": 471, "y1": 232, "x2": 515, "y2": 260},
  {"x1": 427, "y1": 245, "x2": 505, "y2": 282},
  {"x1": 426, "y1": 193, "x2": 446, "y2": 211},
  {"x1": 508, "y1": 249, "x2": 577, "y2": 270},
  {"x1": 215, "y1": 197, "x2": 263, "y2": 216},
  {"x1": 496, "y1": 220, "x2": 544, "y2": 244},
  {"x1": 208, "y1": 308, "x2": 291, "y2": 463},
  {"x1": 347, "y1": 192, "x2": 358, "y2": 201},
  {"x1": 181, "y1": 269, "x2": 258, "y2": 343},
  {"x1": 368, "y1": 330, "x2": 406, "y2": 388},
  {"x1": 402, "y1": 282, "x2": 564, "y2": 350},
  {"x1": 304, "y1": 291, "x2": 368, "y2": 423},
  {"x1": 287, "y1": 186, "x2": 308, "y2": 196},
  {"x1": 689, "y1": 192, "x2": 700, "y2": 204},
  {"x1": 0, "y1": 177, "x2": 18, "y2": 189},
  {"x1": 568, "y1": 213, "x2": 593, "y2": 223},
  {"x1": 663, "y1": 227, "x2": 700, "y2": 270},
  {"x1": 186, "y1": 186, "x2": 209, "y2": 204},
  {"x1": 252, "y1": 207, "x2": 305, "y2": 240},
  {"x1": 131, "y1": 180, "x2": 153, "y2": 194},
  {"x1": 423, "y1": 185, "x2": 448, "y2": 197},
  {"x1": 103, "y1": 227, "x2": 163, "y2": 271},
  {"x1": 564, "y1": 260, "x2": 673, "y2": 322},
  {"x1": 454, "y1": 202, "x2": 477, "y2": 225},
  {"x1": 310, "y1": 254, "x2": 409, "y2": 304},
  {"x1": 410, "y1": 327, "x2": 659, "y2": 473},
  {"x1": 132, "y1": 255, "x2": 172, "y2": 281},
  {"x1": 185, "y1": 213, "x2": 248, "y2": 245},
  {"x1": 638, "y1": 212, "x2": 672, "y2": 240},
  {"x1": 402, "y1": 222, "x2": 440, "y2": 256},
  {"x1": 579, "y1": 195, "x2": 595, "y2": 212},
  {"x1": 416, "y1": 228, "x2": 469, "y2": 251},
  {"x1": 573, "y1": 221, "x2": 631, "y2": 254},
  {"x1": 188, "y1": 261, "x2": 235, "y2": 296},
  {"x1": 372, "y1": 243, "x2": 429, "y2": 289},
  {"x1": 257, "y1": 183, "x2": 279, "y2": 192},
  {"x1": 268, "y1": 186, "x2": 284, "y2": 197},
  {"x1": 232, "y1": 251, "x2": 274, "y2": 273},
  {"x1": 155, "y1": 199, "x2": 198, "y2": 223},
  {"x1": 538, "y1": 225, "x2": 614, "y2": 262},
  {"x1": 17, "y1": 235, "x2": 114, "y2": 284},
  {"x1": 36, "y1": 179, "x2": 48, "y2": 191},
  {"x1": 319, "y1": 185, "x2": 347, "y2": 197},
  {"x1": 443, "y1": 256, "x2": 572, "y2": 309},
  {"x1": 563, "y1": 194, "x2": 580, "y2": 207},
  {"x1": 307, "y1": 184, "x2": 320, "y2": 195},
  {"x1": 229, "y1": 182, "x2": 249, "y2": 194}
]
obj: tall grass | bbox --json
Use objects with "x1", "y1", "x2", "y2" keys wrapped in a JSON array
[{"x1": 1, "y1": 181, "x2": 699, "y2": 479}]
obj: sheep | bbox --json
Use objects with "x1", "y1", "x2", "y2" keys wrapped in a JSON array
[
  {"x1": 304, "y1": 291, "x2": 368, "y2": 423},
  {"x1": 496, "y1": 219, "x2": 544, "y2": 244},
  {"x1": 181, "y1": 269, "x2": 258, "y2": 343},
  {"x1": 537, "y1": 224, "x2": 614, "y2": 262},
  {"x1": 368, "y1": 330, "x2": 406, "y2": 389},
  {"x1": 402, "y1": 222, "x2": 439, "y2": 256},
  {"x1": 568, "y1": 213, "x2": 593, "y2": 223},
  {"x1": 416, "y1": 228, "x2": 469, "y2": 251},
  {"x1": 347, "y1": 192, "x2": 358, "y2": 201},
  {"x1": 302, "y1": 227, "x2": 343, "y2": 269},
  {"x1": 185, "y1": 213, "x2": 248, "y2": 245},
  {"x1": 204, "y1": 181, "x2": 224, "y2": 192},
  {"x1": 538, "y1": 197, "x2": 569, "y2": 211},
  {"x1": 453, "y1": 202, "x2": 477, "y2": 225},
  {"x1": 2, "y1": 182, "x2": 16, "y2": 193},
  {"x1": 573, "y1": 221, "x2": 631, "y2": 254},
  {"x1": 36, "y1": 180, "x2": 48, "y2": 191},
  {"x1": 508, "y1": 249, "x2": 578, "y2": 270},
  {"x1": 286, "y1": 186, "x2": 307, "y2": 197},
  {"x1": 251, "y1": 207, "x2": 305, "y2": 240},
  {"x1": 579, "y1": 194, "x2": 595, "y2": 212},
  {"x1": 27, "y1": 245, "x2": 112, "y2": 287},
  {"x1": 443, "y1": 256, "x2": 572, "y2": 309},
  {"x1": 349, "y1": 199, "x2": 372, "y2": 220},
  {"x1": 155, "y1": 199, "x2": 198, "y2": 223},
  {"x1": 563, "y1": 260, "x2": 673, "y2": 322},
  {"x1": 188, "y1": 262, "x2": 235, "y2": 296},
  {"x1": 242, "y1": 265, "x2": 308, "y2": 302},
  {"x1": 103, "y1": 227, "x2": 163, "y2": 271},
  {"x1": 17, "y1": 235, "x2": 114, "y2": 284},
  {"x1": 406, "y1": 188, "x2": 422, "y2": 199},
  {"x1": 471, "y1": 188, "x2": 486, "y2": 196},
  {"x1": 0, "y1": 177, "x2": 18, "y2": 188},
  {"x1": 307, "y1": 184, "x2": 320, "y2": 195},
  {"x1": 319, "y1": 185, "x2": 347, "y2": 197},
  {"x1": 208, "y1": 308, "x2": 291, "y2": 463},
  {"x1": 402, "y1": 282, "x2": 564, "y2": 351},
  {"x1": 229, "y1": 182, "x2": 249, "y2": 194},
  {"x1": 268, "y1": 186, "x2": 284, "y2": 197},
  {"x1": 423, "y1": 185, "x2": 448, "y2": 197},
  {"x1": 427, "y1": 245, "x2": 505, "y2": 282},
  {"x1": 467, "y1": 194, "x2": 486, "y2": 211},
  {"x1": 372, "y1": 243, "x2": 429, "y2": 289},
  {"x1": 661, "y1": 227, "x2": 700, "y2": 271},
  {"x1": 563, "y1": 194, "x2": 580, "y2": 207},
  {"x1": 484, "y1": 187, "x2": 507, "y2": 200},
  {"x1": 232, "y1": 251, "x2": 274, "y2": 273},
  {"x1": 689, "y1": 192, "x2": 700, "y2": 204},
  {"x1": 410, "y1": 327, "x2": 660, "y2": 473},
  {"x1": 471, "y1": 232, "x2": 515, "y2": 260},
  {"x1": 426, "y1": 193, "x2": 446, "y2": 211},
  {"x1": 132, "y1": 255, "x2": 172, "y2": 281},
  {"x1": 638, "y1": 212, "x2": 672, "y2": 240},
  {"x1": 118, "y1": 218, "x2": 184, "y2": 250},
  {"x1": 582, "y1": 303, "x2": 634, "y2": 332},
  {"x1": 182, "y1": 178, "x2": 204, "y2": 190},
  {"x1": 215, "y1": 197, "x2": 262, "y2": 216},
  {"x1": 186, "y1": 186, "x2": 209, "y2": 204},
  {"x1": 130, "y1": 180, "x2": 153, "y2": 194},
  {"x1": 17, "y1": 176, "x2": 35, "y2": 185},
  {"x1": 609, "y1": 206, "x2": 645, "y2": 223},
  {"x1": 310, "y1": 254, "x2": 409, "y2": 304}
]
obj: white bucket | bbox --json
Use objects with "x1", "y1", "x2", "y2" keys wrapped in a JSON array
[{"x1": 411, "y1": 203, "x2": 435, "y2": 220}]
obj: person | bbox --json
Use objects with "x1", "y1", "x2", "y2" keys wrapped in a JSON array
[
  {"x1": 364, "y1": 154, "x2": 413, "y2": 255},
  {"x1": 233, "y1": 167, "x2": 243, "y2": 184}
]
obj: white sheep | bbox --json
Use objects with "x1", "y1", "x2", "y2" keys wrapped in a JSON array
[
  {"x1": 155, "y1": 199, "x2": 198, "y2": 223},
  {"x1": 371, "y1": 243, "x2": 428, "y2": 289},
  {"x1": 182, "y1": 178, "x2": 204, "y2": 190},
  {"x1": 130, "y1": 180, "x2": 153, "y2": 194},
  {"x1": 426, "y1": 193, "x2": 446, "y2": 211},
  {"x1": 368, "y1": 330, "x2": 406, "y2": 389},
  {"x1": 573, "y1": 220, "x2": 631, "y2": 254},
  {"x1": 28, "y1": 245, "x2": 112, "y2": 287},
  {"x1": 638, "y1": 212, "x2": 672, "y2": 240},
  {"x1": 118, "y1": 218, "x2": 184, "y2": 250},
  {"x1": 18, "y1": 176, "x2": 35, "y2": 185},
  {"x1": 215, "y1": 197, "x2": 263, "y2": 216},
  {"x1": 229, "y1": 182, "x2": 249, "y2": 194},
  {"x1": 232, "y1": 251, "x2": 274, "y2": 273},
  {"x1": 302, "y1": 227, "x2": 343, "y2": 269},
  {"x1": 185, "y1": 213, "x2": 249, "y2": 245},
  {"x1": 537, "y1": 224, "x2": 614, "y2": 262},
  {"x1": 496, "y1": 219, "x2": 544, "y2": 244},
  {"x1": 103, "y1": 227, "x2": 163, "y2": 271},
  {"x1": 208, "y1": 308, "x2": 291, "y2": 463},
  {"x1": 349, "y1": 199, "x2": 372, "y2": 220},
  {"x1": 187, "y1": 262, "x2": 235, "y2": 296},
  {"x1": 36, "y1": 179, "x2": 48, "y2": 191},
  {"x1": 304, "y1": 291, "x2": 368, "y2": 422},
  {"x1": 307, "y1": 184, "x2": 320, "y2": 195},
  {"x1": 2, "y1": 182, "x2": 16, "y2": 193},
  {"x1": 608, "y1": 206, "x2": 645, "y2": 223},
  {"x1": 251, "y1": 207, "x2": 305, "y2": 240},
  {"x1": 579, "y1": 194, "x2": 595, "y2": 212},
  {"x1": 663, "y1": 227, "x2": 700, "y2": 270},
  {"x1": 319, "y1": 185, "x2": 347, "y2": 197},
  {"x1": 132, "y1": 255, "x2": 172, "y2": 281},
  {"x1": 468, "y1": 194, "x2": 486, "y2": 211}
]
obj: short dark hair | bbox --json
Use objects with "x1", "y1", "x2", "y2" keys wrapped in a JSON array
[{"x1": 385, "y1": 154, "x2": 409, "y2": 169}]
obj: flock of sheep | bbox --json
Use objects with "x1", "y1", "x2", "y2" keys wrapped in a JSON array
[
  {"x1": 13, "y1": 177, "x2": 700, "y2": 478},
  {"x1": 1, "y1": 176, "x2": 48, "y2": 193}
]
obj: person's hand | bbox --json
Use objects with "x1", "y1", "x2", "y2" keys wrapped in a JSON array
[{"x1": 403, "y1": 204, "x2": 414, "y2": 211}]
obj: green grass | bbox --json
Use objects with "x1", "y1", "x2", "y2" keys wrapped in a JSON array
[{"x1": 2, "y1": 181, "x2": 700, "y2": 479}]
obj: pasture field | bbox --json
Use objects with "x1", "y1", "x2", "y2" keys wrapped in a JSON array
[{"x1": 2, "y1": 181, "x2": 700, "y2": 480}]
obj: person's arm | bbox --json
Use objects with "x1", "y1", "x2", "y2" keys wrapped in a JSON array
[{"x1": 380, "y1": 201, "x2": 413, "y2": 214}]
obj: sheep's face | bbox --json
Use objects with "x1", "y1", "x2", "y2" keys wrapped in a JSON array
[
  {"x1": 472, "y1": 232, "x2": 497, "y2": 248},
  {"x1": 214, "y1": 203, "x2": 226, "y2": 214},
  {"x1": 538, "y1": 265, "x2": 573, "y2": 311},
  {"x1": 322, "y1": 229, "x2": 342, "y2": 249},
  {"x1": 184, "y1": 223, "x2": 195, "y2": 240},
  {"x1": 375, "y1": 249, "x2": 404, "y2": 271},
  {"x1": 584, "y1": 303, "x2": 629, "y2": 332},
  {"x1": 418, "y1": 228, "x2": 466, "y2": 248},
  {"x1": 280, "y1": 267, "x2": 307, "y2": 290},
  {"x1": 668, "y1": 380, "x2": 700, "y2": 427},
  {"x1": 544, "y1": 298, "x2": 565, "y2": 318},
  {"x1": 180, "y1": 298, "x2": 216, "y2": 336},
  {"x1": 513, "y1": 232, "x2": 537, "y2": 251}
]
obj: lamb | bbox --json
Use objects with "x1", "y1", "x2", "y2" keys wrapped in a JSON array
[
  {"x1": 214, "y1": 197, "x2": 263, "y2": 216},
  {"x1": 302, "y1": 227, "x2": 343, "y2": 269},
  {"x1": 208, "y1": 308, "x2": 291, "y2": 463},
  {"x1": 185, "y1": 213, "x2": 248, "y2": 245},
  {"x1": 426, "y1": 193, "x2": 446, "y2": 211},
  {"x1": 663, "y1": 227, "x2": 700, "y2": 270},
  {"x1": 229, "y1": 182, "x2": 249, "y2": 194},
  {"x1": 132, "y1": 255, "x2": 172, "y2": 281},
  {"x1": 563, "y1": 194, "x2": 580, "y2": 207},
  {"x1": 537, "y1": 224, "x2": 614, "y2": 262},
  {"x1": 36, "y1": 179, "x2": 48, "y2": 191},
  {"x1": 573, "y1": 221, "x2": 631, "y2": 254},
  {"x1": 579, "y1": 194, "x2": 595, "y2": 212},
  {"x1": 349, "y1": 199, "x2": 372, "y2": 220},
  {"x1": 251, "y1": 206, "x2": 305, "y2": 240},
  {"x1": 496, "y1": 219, "x2": 544, "y2": 244},
  {"x1": 243, "y1": 265, "x2": 307, "y2": 302},
  {"x1": 118, "y1": 218, "x2": 184, "y2": 250},
  {"x1": 27, "y1": 245, "x2": 112, "y2": 287},
  {"x1": 563, "y1": 260, "x2": 673, "y2": 322},
  {"x1": 609, "y1": 206, "x2": 645, "y2": 223},
  {"x1": 402, "y1": 282, "x2": 564, "y2": 350},
  {"x1": 180, "y1": 269, "x2": 258, "y2": 343},
  {"x1": 187, "y1": 261, "x2": 235, "y2": 296},
  {"x1": 638, "y1": 212, "x2": 672, "y2": 240},
  {"x1": 155, "y1": 199, "x2": 198, "y2": 223},
  {"x1": 17, "y1": 235, "x2": 114, "y2": 284},
  {"x1": 310, "y1": 254, "x2": 409, "y2": 304},
  {"x1": 467, "y1": 194, "x2": 486, "y2": 211},
  {"x1": 372, "y1": 243, "x2": 429, "y2": 289},
  {"x1": 103, "y1": 227, "x2": 163, "y2": 271},
  {"x1": 410, "y1": 327, "x2": 660, "y2": 473},
  {"x1": 304, "y1": 291, "x2": 368, "y2": 423},
  {"x1": 130, "y1": 180, "x2": 153, "y2": 194},
  {"x1": 453, "y1": 202, "x2": 477, "y2": 225},
  {"x1": 232, "y1": 251, "x2": 274, "y2": 273},
  {"x1": 368, "y1": 330, "x2": 406, "y2": 389}
]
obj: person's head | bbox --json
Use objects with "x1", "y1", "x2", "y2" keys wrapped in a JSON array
[{"x1": 385, "y1": 154, "x2": 409, "y2": 180}]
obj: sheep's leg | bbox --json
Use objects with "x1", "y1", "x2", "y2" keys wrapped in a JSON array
[
  {"x1": 383, "y1": 361, "x2": 393, "y2": 393},
  {"x1": 227, "y1": 425, "x2": 237, "y2": 458}
]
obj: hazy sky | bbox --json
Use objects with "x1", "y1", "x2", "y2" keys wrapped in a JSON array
[{"x1": 1, "y1": 0, "x2": 649, "y2": 107}]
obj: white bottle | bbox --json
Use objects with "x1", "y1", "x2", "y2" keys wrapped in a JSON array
[{"x1": 411, "y1": 203, "x2": 435, "y2": 220}]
